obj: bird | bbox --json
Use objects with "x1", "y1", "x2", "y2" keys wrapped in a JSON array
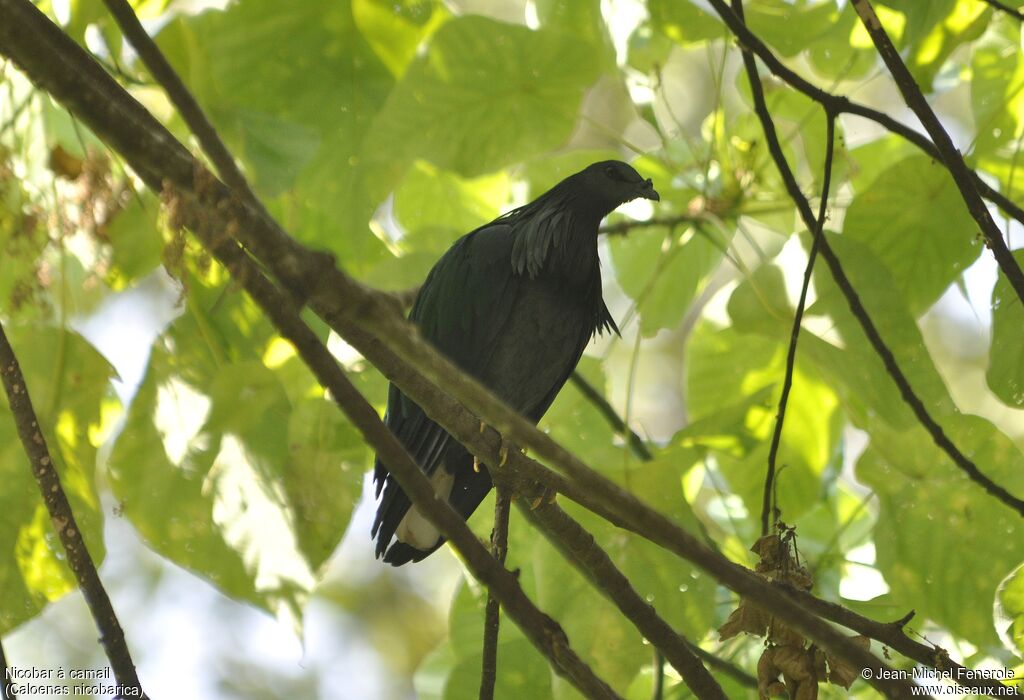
[{"x1": 371, "y1": 160, "x2": 660, "y2": 565}]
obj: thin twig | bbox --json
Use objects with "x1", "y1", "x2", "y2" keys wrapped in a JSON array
[
  {"x1": 599, "y1": 214, "x2": 700, "y2": 236},
  {"x1": 651, "y1": 652, "x2": 664, "y2": 700},
  {"x1": 850, "y1": 0, "x2": 1024, "y2": 306},
  {"x1": 569, "y1": 372, "x2": 652, "y2": 461},
  {"x1": 979, "y1": 0, "x2": 1024, "y2": 21},
  {"x1": 700, "y1": 0, "x2": 1024, "y2": 297},
  {"x1": 480, "y1": 488, "x2": 511, "y2": 700},
  {"x1": 760, "y1": 113, "x2": 837, "y2": 535},
  {"x1": 99, "y1": 0, "x2": 261, "y2": 210},
  {"x1": 727, "y1": 0, "x2": 1024, "y2": 519},
  {"x1": 522, "y1": 496, "x2": 727, "y2": 700},
  {"x1": 0, "y1": 322, "x2": 146, "y2": 698}
]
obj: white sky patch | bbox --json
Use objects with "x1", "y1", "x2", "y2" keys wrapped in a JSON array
[
  {"x1": 774, "y1": 234, "x2": 815, "y2": 310},
  {"x1": 155, "y1": 377, "x2": 211, "y2": 465},
  {"x1": 524, "y1": 0, "x2": 539, "y2": 29},
  {"x1": 327, "y1": 331, "x2": 365, "y2": 371},
  {"x1": 839, "y1": 542, "x2": 890, "y2": 601},
  {"x1": 602, "y1": 0, "x2": 648, "y2": 66},
  {"x1": 205, "y1": 434, "x2": 316, "y2": 626},
  {"x1": 701, "y1": 279, "x2": 738, "y2": 328},
  {"x1": 72, "y1": 269, "x2": 183, "y2": 404}
]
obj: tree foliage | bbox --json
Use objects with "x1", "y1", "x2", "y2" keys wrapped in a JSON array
[{"x1": 1, "y1": 0, "x2": 1024, "y2": 697}]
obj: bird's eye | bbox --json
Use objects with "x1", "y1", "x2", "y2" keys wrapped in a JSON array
[{"x1": 604, "y1": 166, "x2": 618, "y2": 179}]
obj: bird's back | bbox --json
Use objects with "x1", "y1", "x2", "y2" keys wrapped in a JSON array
[{"x1": 371, "y1": 217, "x2": 611, "y2": 564}]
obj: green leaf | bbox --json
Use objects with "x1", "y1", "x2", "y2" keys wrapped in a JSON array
[
  {"x1": 857, "y1": 415, "x2": 1024, "y2": 647},
  {"x1": 610, "y1": 227, "x2": 723, "y2": 337},
  {"x1": 156, "y1": 0, "x2": 395, "y2": 271},
  {"x1": 367, "y1": 16, "x2": 603, "y2": 178},
  {"x1": 971, "y1": 16, "x2": 1024, "y2": 162},
  {"x1": 648, "y1": 0, "x2": 728, "y2": 45},
  {"x1": 0, "y1": 171, "x2": 48, "y2": 321},
  {"x1": 542, "y1": 357, "x2": 630, "y2": 471},
  {"x1": 745, "y1": 0, "x2": 840, "y2": 58},
  {"x1": 883, "y1": 0, "x2": 991, "y2": 90},
  {"x1": 687, "y1": 309, "x2": 842, "y2": 522},
  {"x1": 995, "y1": 563, "x2": 1024, "y2": 657},
  {"x1": 986, "y1": 250, "x2": 1024, "y2": 407},
  {"x1": 806, "y1": 3, "x2": 878, "y2": 81},
  {"x1": 842, "y1": 156, "x2": 981, "y2": 315},
  {"x1": 394, "y1": 161, "x2": 510, "y2": 247},
  {"x1": 805, "y1": 233, "x2": 955, "y2": 427},
  {"x1": 847, "y1": 135, "x2": 920, "y2": 193},
  {"x1": 107, "y1": 276, "x2": 363, "y2": 620},
  {"x1": 0, "y1": 327, "x2": 112, "y2": 633},
  {"x1": 286, "y1": 398, "x2": 368, "y2": 568},
  {"x1": 440, "y1": 581, "x2": 553, "y2": 699},
  {"x1": 106, "y1": 191, "x2": 164, "y2": 286},
  {"x1": 353, "y1": 0, "x2": 450, "y2": 78}
]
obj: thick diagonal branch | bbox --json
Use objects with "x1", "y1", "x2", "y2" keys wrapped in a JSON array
[
  {"x1": 521, "y1": 495, "x2": 728, "y2": 699},
  {"x1": 0, "y1": 322, "x2": 145, "y2": 698}
]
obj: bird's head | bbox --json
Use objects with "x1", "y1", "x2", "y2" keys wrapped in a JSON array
[{"x1": 576, "y1": 160, "x2": 660, "y2": 215}]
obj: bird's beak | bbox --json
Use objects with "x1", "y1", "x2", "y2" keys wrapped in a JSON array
[{"x1": 638, "y1": 178, "x2": 660, "y2": 202}]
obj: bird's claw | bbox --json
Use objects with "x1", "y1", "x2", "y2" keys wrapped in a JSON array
[
  {"x1": 472, "y1": 455, "x2": 480, "y2": 473},
  {"x1": 498, "y1": 445, "x2": 509, "y2": 467},
  {"x1": 479, "y1": 420, "x2": 486, "y2": 434}
]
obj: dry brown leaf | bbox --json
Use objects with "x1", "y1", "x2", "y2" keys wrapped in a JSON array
[
  {"x1": 793, "y1": 677, "x2": 819, "y2": 700},
  {"x1": 769, "y1": 619, "x2": 806, "y2": 648},
  {"x1": 826, "y1": 635, "x2": 871, "y2": 689},
  {"x1": 758, "y1": 649, "x2": 782, "y2": 699},
  {"x1": 49, "y1": 145, "x2": 83, "y2": 180},
  {"x1": 773, "y1": 645, "x2": 814, "y2": 682},
  {"x1": 720, "y1": 599, "x2": 771, "y2": 640}
]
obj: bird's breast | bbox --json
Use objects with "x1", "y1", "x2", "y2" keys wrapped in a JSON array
[{"x1": 478, "y1": 274, "x2": 601, "y2": 416}]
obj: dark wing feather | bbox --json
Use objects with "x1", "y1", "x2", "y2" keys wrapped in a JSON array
[{"x1": 372, "y1": 224, "x2": 521, "y2": 554}]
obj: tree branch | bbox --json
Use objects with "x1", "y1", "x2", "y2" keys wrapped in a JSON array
[
  {"x1": 726, "y1": 0, "x2": 1024, "y2": 519},
  {"x1": 0, "y1": 321, "x2": 145, "y2": 698},
  {"x1": 568, "y1": 372, "x2": 652, "y2": 461},
  {"x1": 978, "y1": 0, "x2": 1024, "y2": 22},
  {"x1": 760, "y1": 113, "x2": 836, "y2": 535},
  {"x1": 701, "y1": 0, "x2": 1024, "y2": 294},
  {"x1": 598, "y1": 214, "x2": 700, "y2": 237},
  {"x1": 521, "y1": 494, "x2": 727, "y2": 699},
  {"x1": 479, "y1": 487, "x2": 511, "y2": 700},
  {"x1": 850, "y1": 0, "x2": 1024, "y2": 306},
  {"x1": 98, "y1": 0, "x2": 279, "y2": 230}
]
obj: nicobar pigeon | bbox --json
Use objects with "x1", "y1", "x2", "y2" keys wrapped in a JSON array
[{"x1": 372, "y1": 161, "x2": 660, "y2": 565}]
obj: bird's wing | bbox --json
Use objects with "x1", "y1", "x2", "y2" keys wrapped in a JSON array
[{"x1": 372, "y1": 223, "x2": 521, "y2": 551}]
